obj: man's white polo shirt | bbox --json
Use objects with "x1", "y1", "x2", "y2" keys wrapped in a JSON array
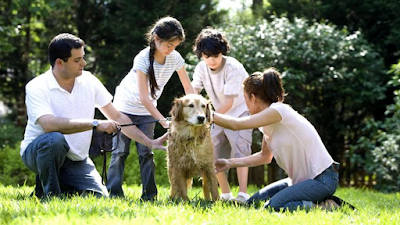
[{"x1": 20, "y1": 69, "x2": 112, "y2": 161}]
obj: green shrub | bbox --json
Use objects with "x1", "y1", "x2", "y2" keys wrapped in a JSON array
[
  {"x1": 371, "y1": 133, "x2": 400, "y2": 192},
  {"x1": 0, "y1": 121, "x2": 34, "y2": 186},
  {"x1": 370, "y1": 63, "x2": 400, "y2": 192},
  {"x1": 349, "y1": 62, "x2": 400, "y2": 192},
  {"x1": 0, "y1": 143, "x2": 35, "y2": 186},
  {"x1": 0, "y1": 120, "x2": 24, "y2": 149}
]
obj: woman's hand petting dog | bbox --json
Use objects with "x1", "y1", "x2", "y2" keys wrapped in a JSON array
[{"x1": 214, "y1": 158, "x2": 231, "y2": 173}]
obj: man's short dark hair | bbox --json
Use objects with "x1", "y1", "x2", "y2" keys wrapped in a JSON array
[{"x1": 48, "y1": 33, "x2": 85, "y2": 67}]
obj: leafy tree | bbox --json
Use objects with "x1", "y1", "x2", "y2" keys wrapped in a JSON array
[
  {"x1": 0, "y1": 0, "x2": 225, "y2": 133},
  {"x1": 85, "y1": 0, "x2": 222, "y2": 88},
  {"x1": 265, "y1": 0, "x2": 400, "y2": 67},
  {"x1": 0, "y1": 0, "x2": 75, "y2": 125},
  {"x1": 78, "y1": 0, "x2": 225, "y2": 136},
  {"x1": 262, "y1": 0, "x2": 400, "y2": 122}
]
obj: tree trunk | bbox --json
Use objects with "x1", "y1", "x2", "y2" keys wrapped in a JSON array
[
  {"x1": 75, "y1": 0, "x2": 89, "y2": 41},
  {"x1": 17, "y1": 6, "x2": 31, "y2": 126}
]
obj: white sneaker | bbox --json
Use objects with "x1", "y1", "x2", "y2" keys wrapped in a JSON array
[
  {"x1": 220, "y1": 193, "x2": 234, "y2": 201},
  {"x1": 220, "y1": 196, "x2": 235, "y2": 201},
  {"x1": 230, "y1": 195, "x2": 247, "y2": 205}
]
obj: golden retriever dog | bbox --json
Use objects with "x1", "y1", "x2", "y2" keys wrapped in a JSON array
[{"x1": 167, "y1": 94, "x2": 219, "y2": 201}]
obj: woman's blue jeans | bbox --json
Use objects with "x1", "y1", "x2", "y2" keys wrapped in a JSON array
[
  {"x1": 247, "y1": 165, "x2": 339, "y2": 211},
  {"x1": 106, "y1": 114, "x2": 156, "y2": 200},
  {"x1": 21, "y1": 132, "x2": 108, "y2": 197}
]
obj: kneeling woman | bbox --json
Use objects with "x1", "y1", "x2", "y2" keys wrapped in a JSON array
[{"x1": 213, "y1": 68, "x2": 339, "y2": 211}]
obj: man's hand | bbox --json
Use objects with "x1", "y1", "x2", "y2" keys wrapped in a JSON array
[
  {"x1": 150, "y1": 132, "x2": 168, "y2": 151},
  {"x1": 96, "y1": 120, "x2": 120, "y2": 134},
  {"x1": 214, "y1": 158, "x2": 231, "y2": 173}
]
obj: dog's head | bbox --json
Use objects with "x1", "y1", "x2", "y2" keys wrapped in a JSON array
[{"x1": 170, "y1": 94, "x2": 213, "y2": 126}]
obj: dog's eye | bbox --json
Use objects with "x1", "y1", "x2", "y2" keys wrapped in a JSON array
[
  {"x1": 188, "y1": 104, "x2": 194, "y2": 108},
  {"x1": 201, "y1": 104, "x2": 206, "y2": 108}
]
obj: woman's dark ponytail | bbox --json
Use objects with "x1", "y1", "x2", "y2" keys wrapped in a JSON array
[{"x1": 244, "y1": 68, "x2": 286, "y2": 104}]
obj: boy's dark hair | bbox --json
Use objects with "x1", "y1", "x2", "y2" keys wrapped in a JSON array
[
  {"x1": 48, "y1": 33, "x2": 85, "y2": 67},
  {"x1": 193, "y1": 27, "x2": 230, "y2": 59},
  {"x1": 146, "y1": 16, "x2": 185, "y2": 99}
]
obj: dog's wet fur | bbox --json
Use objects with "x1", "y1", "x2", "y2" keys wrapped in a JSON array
[{"x1": 167, "y1": 94, "x2": 219, "y2": 201}]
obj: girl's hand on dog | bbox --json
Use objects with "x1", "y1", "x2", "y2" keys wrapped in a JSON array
[
  {"x1": 214, "y1": 158, "x2": 231, "y2": 173},
  {"x1": 151, "y1": 132, "x2": 168, "y2": 151},
  {"x1": 159, "y1": 120, "x2": 170, "y2": 129}
]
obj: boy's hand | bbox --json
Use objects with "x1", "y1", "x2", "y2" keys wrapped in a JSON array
[{"x1": 151, "y1": 132, "x2": 168, "y2": 151}]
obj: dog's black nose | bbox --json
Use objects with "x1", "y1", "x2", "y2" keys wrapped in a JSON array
[{"x1": 197, "y1": 115, "x2": 205, "y2": 123}]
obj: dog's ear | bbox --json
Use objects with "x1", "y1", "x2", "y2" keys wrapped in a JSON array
[
  {"x1": 170, "y1": 98, "x2": 183, "y2": 121},
  {"x1": 206, "y1": 100, "x2": 213, "y2": 124}
]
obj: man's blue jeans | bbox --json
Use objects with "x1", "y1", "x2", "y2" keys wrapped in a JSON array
[
  {"x1": 247, "y1": 164, "x2": 339, "y2": 211},
  {"x1": 106, "y1": 114, "x2": 157, "y2": 200},
  {"x1": 21, "y1": 132, "x2": 108, "y2": 197}
]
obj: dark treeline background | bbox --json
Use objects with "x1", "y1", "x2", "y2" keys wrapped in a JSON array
[
  {"x1": 0, "y1": 0, "x2": 399, "y2": 192},
  {"x1": 0, "y1": 0, "x2": 225, "y2": 126}
]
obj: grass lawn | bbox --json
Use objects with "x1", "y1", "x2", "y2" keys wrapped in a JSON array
[{"x1": 0, "y1": 184, "x2": 399, "y2": 225}]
